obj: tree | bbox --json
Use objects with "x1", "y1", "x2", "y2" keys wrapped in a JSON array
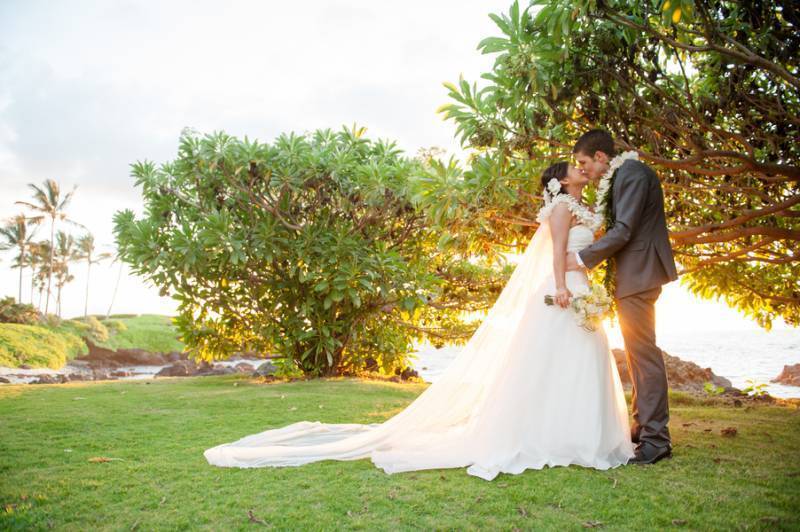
[
  {"x1": 436, "y1": 0, "x2": 799, "y2": 328},
  {"x1": 15, "y1": 180, "x2": 83, "y2": 315},
  {"x1": 74, "y1": 233, "x2": 112, "y2": 318},
  {"x1": 30, "y1": 241, "x2": 52, "y2": 312},
  {"x1": 105, "y1": 252, "x2": 124, "y2": 320},
  {"x1": 114, "y1": 127, "x2": 506, "y2": 375},
  {"x1": 0, "y1": 214, "x2": 38, "y2": 303},
  {"x1": 53, "y1": 231, "x2": 77, "y2": 318}
]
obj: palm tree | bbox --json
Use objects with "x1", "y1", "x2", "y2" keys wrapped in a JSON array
[
  {"x1": 31, "y1": 241, "x2": 52, "y2": 312},
  {"x1": 27, "y1": 242, "x2": 42, "y2": 305},
  {"x1": 53, "y1": 231, "x2": 78, "y2": 318},
  {"x1": 105, "y1": 250, "x2": 124, "y2": 320},
  {"x1": 0, "y1": 215, "x2": 38, "y2": 303},
  {"x1": 75, "y1": 233, "x2": 112, "y2": 318},
  {"x1": 15, "y1": 179, "x2": 83, "y2": 315}
]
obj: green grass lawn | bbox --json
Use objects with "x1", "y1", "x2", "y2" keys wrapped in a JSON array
[{"x1": 1, "y1": 377, "x2": 798, "y2": 530}]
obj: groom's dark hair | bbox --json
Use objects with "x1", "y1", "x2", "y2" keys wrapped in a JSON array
[{"x1": 573, "y1": 129, "x2": 616, "y2": 158}]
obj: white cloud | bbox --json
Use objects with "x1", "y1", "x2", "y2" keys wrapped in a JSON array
[
  {"x1": 0, "y1": 0, "x2": 787, "y2": 332},
  {"x1": 0, "y1": 0, "x2": 507, "y2": 317}
]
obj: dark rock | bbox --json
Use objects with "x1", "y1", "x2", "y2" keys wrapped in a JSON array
[
  {"x1": 364, "y1": 357, "x2": 379, "y2": 372},
  {"x1": 612, "y1": 349, "x2": 736, "y2": 393},
  {"x1": 64, "y1": 360, "x2": 91, "y2": 372},
  {"x1": 67, "y1": 373, "x2": 88, "y2": 382},
  {"x1": 84, "y1": 358, "x2": 123, "y2": 369},
  {"x1": 156, "y1": 360, "x2": 199, "y2": 377},
  {"x1": 234, "y1": 362, "x2": 255, "y2": 373},
  {"x1": 750, "y1": 393, "x2": 777, "y2": 404},
  {"x1": 230, "y1": 350, "x2": 273, "y2": 361},
  {"x1": 253, "y1": 361, "x2": 278, "y2": 377},
  {"x1": 31, "y1": 374, "x2": 58, "y2": 384},
  {"x1": 400, "y1": 367, "x2": 419, "y2": 380},
  {"x1": 198, "y1": 363, "x2": 236, "y2": 376},
  {"x1": 196, "y1": 361, "x2": 215, "y2": 374},
  {"x1": 92, "y1": 369, "x2": 111, "y2": 381},
  {"x1": 77, "y1": 340, "x2": 189, "y2": 369},
  {"x1": 771, "y1": 363, "x2": 800, "y2": 387},
  {"x1": 0, "y1": 377, "x2": 10, "y2": 383},
  {"x1": 155, "y1": 359, "x2": 237, "y2": 377},
  {"x1": 110, "y1": 370, "x2": 132, "y2": 378},
  {"x1": 166, "y1": 351, "x2": 185, "y2": 362}
]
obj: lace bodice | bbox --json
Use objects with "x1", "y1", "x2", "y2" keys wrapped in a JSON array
[{"x1": 567, "y1": 224, "x2": 594, "y2": 253}]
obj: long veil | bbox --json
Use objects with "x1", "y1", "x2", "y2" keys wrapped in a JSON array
[{"x1": 205, "y1": 220, "x2": 561, "y2": 473}]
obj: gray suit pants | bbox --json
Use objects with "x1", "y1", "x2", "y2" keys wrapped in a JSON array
[{"x1": 617, "y1": 286, "x2": 671, "y2": 448}]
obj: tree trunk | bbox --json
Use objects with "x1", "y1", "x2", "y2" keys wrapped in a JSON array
[
  {"x1": 45, "y1": 217, "x2": 54, "y2": 315},
  {"x1": 18, "y1": 254, "x2": 23, "y2": 304},
  {"x1": 84, "y1": 260, "x2": 91, "y2": 318},
  {"x1": 106, "y1": 261, "x2": 123, "y2": 319}
]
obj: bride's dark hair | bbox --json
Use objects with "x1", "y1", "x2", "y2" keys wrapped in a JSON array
[{"x1": 540, "y1": 161, "x2": 569, "y2": 197}]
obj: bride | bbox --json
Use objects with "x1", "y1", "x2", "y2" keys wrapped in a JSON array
[{"x1": 204, "y1": 162, "x2": 636, "y2": 481}]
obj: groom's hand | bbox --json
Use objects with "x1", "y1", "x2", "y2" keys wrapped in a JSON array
[{"x1": 565, "y1": 252, "x2": 583, "y2": 271}]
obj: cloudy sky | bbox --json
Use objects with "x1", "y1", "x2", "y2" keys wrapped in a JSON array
[{"x1": 0, "y1": 0, "x2": 785, "y2": 333}]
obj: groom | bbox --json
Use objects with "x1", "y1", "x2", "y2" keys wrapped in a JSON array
[{"x1": 566, "y1": 129, "x2": 679, "y2": 465}]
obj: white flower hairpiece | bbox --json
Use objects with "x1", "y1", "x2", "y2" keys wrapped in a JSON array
[
  {"x1": 542, "y1": 177, "x2": 563, "y2": 205},
  {"x1": 547, "y1": 178, "x2": 562, "y2": 196}
]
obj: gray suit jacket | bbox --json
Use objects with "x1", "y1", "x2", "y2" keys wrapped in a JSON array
[{"x1": 578, "y1": 159, "x2": 678, "y2": 299}]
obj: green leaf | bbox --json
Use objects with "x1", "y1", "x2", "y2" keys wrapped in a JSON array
[
  {"x1": 314, "y1": 281, "x2": 329, "y2": 292},
  {"x1": 477, "y1": 36, "x2": 509, "y2": 54}
]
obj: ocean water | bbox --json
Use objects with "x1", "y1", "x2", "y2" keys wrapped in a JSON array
[
  {"x1": 410, "y1": 326, "x2": 799, "y2": 399},
  {"x1": 633, "y1": 327, "x2": 799, "y2": 399}
]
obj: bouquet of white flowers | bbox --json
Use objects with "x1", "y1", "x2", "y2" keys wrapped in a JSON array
[{"x1": 544, "y1": 283, "x2": 613, "y2": 332}]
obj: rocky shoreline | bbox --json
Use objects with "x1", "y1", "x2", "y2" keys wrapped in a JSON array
[
  {"x1": 0, "y1": 341, "x2": 277, "y2": 385},
  {"x1": 612, "y1": 349, "x2": 735, "y2": 393},
  {"x1": 0, "y1": 341, "x2": 421, "y2": 385},
  {"x1": 609, "y1": 349, "x2": 775, "y2": 404},
  {"x1": 0, "y1": 343, "x2": 794, "y2": 403},
  {"x1": 771, "y1": 363, "x2": 800, "y2": 387}
]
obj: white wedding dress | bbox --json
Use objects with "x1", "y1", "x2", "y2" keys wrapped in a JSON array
[{"x1": 204, "y1": 204, "x2": 635, "y2": 481}]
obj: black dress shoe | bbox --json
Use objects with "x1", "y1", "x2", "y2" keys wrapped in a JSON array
[{"x1": 628, "y1": 441, "x2": 672, "y2": 465}]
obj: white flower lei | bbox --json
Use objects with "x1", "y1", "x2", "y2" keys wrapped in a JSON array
[
  {"x1": 536, "y1": 190, "x2": 602, "y2": 231},
  {"x1": 594, "y1": 150, "x2": 639, "y2": 224}
]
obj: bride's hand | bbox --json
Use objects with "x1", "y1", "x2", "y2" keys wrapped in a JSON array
[{"x1": 555, "y1": 287, "x2": 572, "y2": 308}]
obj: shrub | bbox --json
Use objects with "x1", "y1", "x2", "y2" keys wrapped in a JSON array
[
  {"x1": 272, "y1": 357, "x2": 305, "y2": 379},
  {"x1": 114, "y1": 128, "x2": 498, "y2": 376},
  {"x1": 43, "y1": 314, "x2": 62, "y2": 328},
  {"x1": 0, "y1": 297, "x2": 40, "y2": 325},
  {"x1": 0, "y1": 323, "x2": 87, "y2": 368},
  {"x1": 59, "y1": 317, "x2": 110, "y2": 345},
  {"x1": 83, "y1": 316, "x2": 110, "y2": 343},
  {"x1": 103, "y1": 319, "x2": 128, "y2": 334}
]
